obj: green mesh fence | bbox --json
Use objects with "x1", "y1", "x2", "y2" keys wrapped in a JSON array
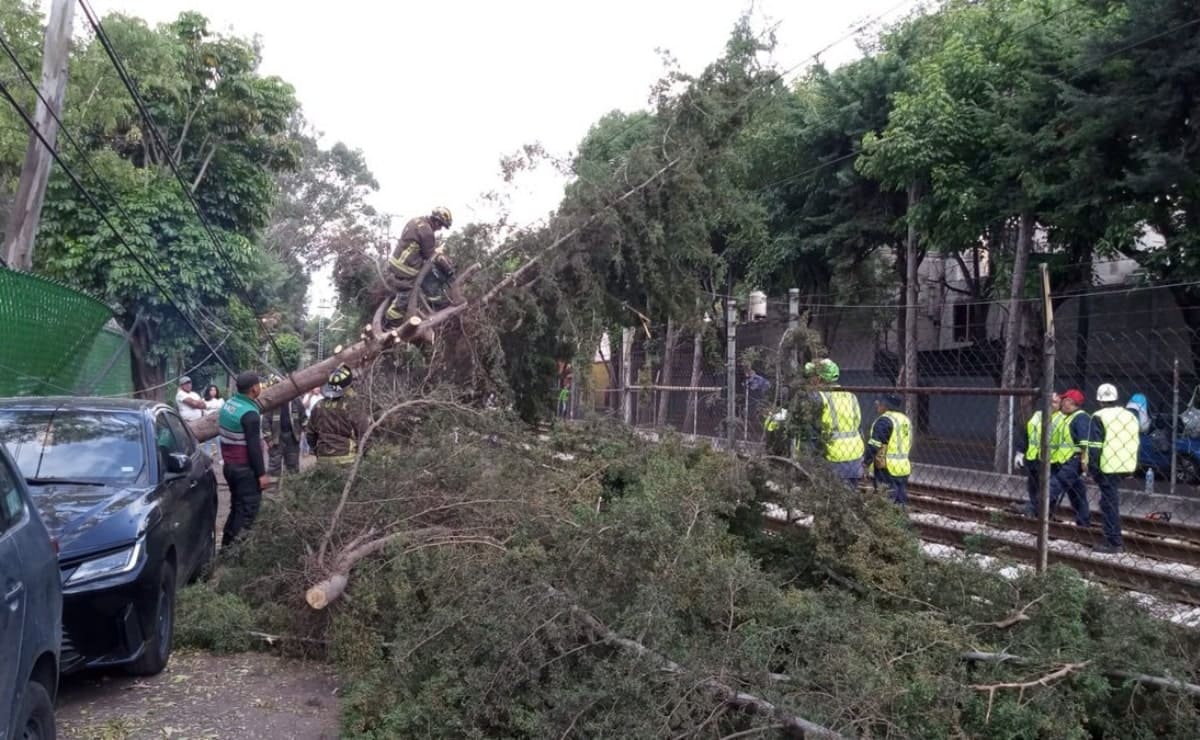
[{"x1": 0, "y1": 268, "x2": 133, "y2": 397}]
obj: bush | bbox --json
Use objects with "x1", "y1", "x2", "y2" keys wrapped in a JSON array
[{"x1": 174, "y1": 584, "x2": 257, "y2": 654}]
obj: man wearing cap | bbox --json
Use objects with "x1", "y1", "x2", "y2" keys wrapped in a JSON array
[
  {"x1": 175, "y1": 376, "x2": 207, "y2": 423},
  {"x1": 863, "y1": 394, "x2": 911, "y2": 504},
  {"x1": 1047, "y1": 389, "x2": 1091, "y2": 527},
  {"x1": 307, "y1": 365, "x2": 369, "y2": 465},
  {"x1": 1088, "y1": 383, "x2": 1138, "y2": 553},
  {"x1": 218, "y1": 372, "x2": 270, "y2": 546}
]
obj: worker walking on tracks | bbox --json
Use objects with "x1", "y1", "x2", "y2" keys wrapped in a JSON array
[
  {"x1": 1014, "y1": 392, "x2": 1062, "y2": 515},
  {"x1": 1048, "y1": 388, "x2": 1092, "y2": 528},
  {"x1": 1087, "y1": 383, "x2": 1138, "y2": 553},
  {"x1": 218, "y1": 372, "x2": 270, "y2": 547},
  {"x1": 385, "y1": 207, "x2": 456, "y2": 327},
  {"x1": 863, "y1": 394, "x2": 911, "y2": 505},
  {"x1": 811, "y1": 359, "x2": 865, "y2": 487},
  {"x1": 307, "y1": 364, "x2": 369, "y2": 465}
]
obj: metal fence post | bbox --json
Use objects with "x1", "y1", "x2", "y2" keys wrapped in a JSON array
[
  {"x1": 1171, "y1": 357, "x2": 1180, "y2": 497},
  {"x1": 726, "y1": 299, "x2": 738, "y2": 451},
  {"x1": 621, "y1": 328, "x2": 634, "y2": 426},
  {"x1": 788, "y1": 288, "x2": 800, "y2": 376},
  {"x1": 1037, "y1": 264, "x2": 1055, "y2": 574}
]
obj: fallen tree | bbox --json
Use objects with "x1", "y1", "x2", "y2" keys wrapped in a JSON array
[
  {"x1": 188, "y1": 157, "x2": 679, "y2": 444},
  {"x1": 191, "y1": 418, "x2": 1200, "y2": 738}
]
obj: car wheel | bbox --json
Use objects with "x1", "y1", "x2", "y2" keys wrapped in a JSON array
[
  {"x1": 126, "y1": 561, "x2": 176, "y2": 677},
  {"x1": 17, "y1": 680, "x2": 55, "y2": 740}
]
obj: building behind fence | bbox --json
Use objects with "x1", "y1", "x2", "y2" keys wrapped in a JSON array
[{"x1": 0, "y1": 268, "x2": 133, "y2": 397}]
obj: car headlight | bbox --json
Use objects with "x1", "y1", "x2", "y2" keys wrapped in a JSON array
[{"x1": 64, "y1": 540, "x2": 143, "y2": 587}]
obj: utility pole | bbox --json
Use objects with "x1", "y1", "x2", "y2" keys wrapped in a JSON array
[
  {"x1": 903, "y1": 181, "x2": 921, "y2": 423},
  {"x1": 4, "y1": 0, "x2": 75, "y2": 270}
]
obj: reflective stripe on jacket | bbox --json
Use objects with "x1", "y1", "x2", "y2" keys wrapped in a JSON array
[
  {"x1": 818, "y1": 390, "x2": 864, "y2": 463},
  {"x1": 1091, "y1": 406, "x2": 1139, "y2": 474}
]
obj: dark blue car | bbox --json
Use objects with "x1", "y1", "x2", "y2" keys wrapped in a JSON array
[
  {"x1": 1, "y1": 443, "x2": 60, "y2": 740},
  {"x1": 0, "y1": 397, "x2": 218, "y2": 677}
]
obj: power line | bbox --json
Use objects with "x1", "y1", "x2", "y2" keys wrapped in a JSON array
[
  {"x1": 0, "y1": 77, "x2": 236, "y2": 377},
  {"x1": 77, "y1": 0, "x2": 297, "y2": 385}
]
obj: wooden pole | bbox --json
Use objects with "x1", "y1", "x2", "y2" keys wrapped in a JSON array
[
  {"x1": 4, "y1": 0, "x2": 75, "y2": 270},
  {"x1": 1037, "y1": 263, "x2": 1055, "y2": 573}
]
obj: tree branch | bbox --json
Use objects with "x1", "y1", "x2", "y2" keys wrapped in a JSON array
[{"x1": 548, "y1": 586, "x2": 845, "y2": 739}]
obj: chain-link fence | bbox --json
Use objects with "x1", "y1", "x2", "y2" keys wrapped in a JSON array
[
  {"x1": 0, "y1": 268, "x2": 133, "y2": 397},
  {"x1": 571, "y1": 283, "x2": 1200, "y2": 608}
]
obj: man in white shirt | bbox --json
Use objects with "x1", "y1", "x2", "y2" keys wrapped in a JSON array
[{"x1": 175, "y1": 376, "x2": 207, "y2": 422}]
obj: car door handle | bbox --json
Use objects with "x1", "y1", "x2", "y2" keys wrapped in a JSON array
[
  {"x1": 4, "y1": 581, "x2": 22, "y2": 608},
  {"x1": 189, "y1": 479, "x2": 198, "y2": 489}
]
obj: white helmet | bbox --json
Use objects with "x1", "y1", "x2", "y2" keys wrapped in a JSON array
[{"x1": 1096, "y1": 383, "x2": 1118, "y2": 403}]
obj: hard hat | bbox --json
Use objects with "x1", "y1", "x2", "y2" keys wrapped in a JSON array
[
  {"x1": 1128, "y1": 393, "x2": 1148, "y2": 411},
  {"x1": 803, "y1": 361, "x2": 816, "y2": 377},
  {"x1": 1096, "y1": 383, "x2": 1118, "y2": 403},
  {"x1": 818, "y1": 359, "x2": 840, "y2": 383},
  {"x1": 430, "y1": 206, "x2": 453, "y2": 229},
  {"x1": 322, "y1": 364, "x2": 354, "y2": 399}
]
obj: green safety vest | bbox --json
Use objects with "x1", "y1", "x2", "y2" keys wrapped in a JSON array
[
  {"x1": 818, "y1": 391, "x2": 864, "y2": 463},
  {"x1": 1026, "y1": 410, "x2": 1070, "y2": 462},
  {"x1": 218, "y1": 392, "x2": 262, "y2": 451},
  {"x1": 871, "y1": 410, "x2": 912, "y2": 476},
  {"x1": 1090, "y1": 406, "x2": 1139, "y2": 474}
]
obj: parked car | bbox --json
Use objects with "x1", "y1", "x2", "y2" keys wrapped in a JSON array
[
  {"x1": 0, "y1": 397, "x2": 218, "y2": 676},
  {"x1": 1, "y1": 443, "x2": 60, "y2": 740}
]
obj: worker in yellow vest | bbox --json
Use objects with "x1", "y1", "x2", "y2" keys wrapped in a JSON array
[
  {"x1": 1087, "y1": 383, "x2": 1138, "y2": 553},
  {"x1": 1014, "y1": 392, "x2": 1062, "y2": 515},
  {"x1": 811, "y1": 359, "x2": 865, "y2": 487},
  {"x1": 862, "y1": 394, "x2": 911, "y2": 504},
  {"x1": 1047, "y1": 388, "x2": 1092, "y2": 527}
]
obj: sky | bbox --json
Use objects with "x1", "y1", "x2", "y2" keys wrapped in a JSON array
[{"x1": 98, "y1": 0, "x2": 916, "y2": 315}]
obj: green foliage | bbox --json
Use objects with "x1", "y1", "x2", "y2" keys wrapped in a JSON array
[
  {"x1": 174, "y1": 584, "x2": 256, "y2": 653},
  {"x1": 203, "y1": 415, "x2": 1199, "y2": 738}
]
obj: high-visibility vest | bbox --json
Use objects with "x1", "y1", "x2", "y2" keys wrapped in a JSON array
[
  {"x1": 872, "y1": 411, "x2": 912, "y2": 476},
  {"x1": 764, "y1": 408, "x2": 787, "y2": 432},
  {"x1": 817, "y1": 391, "x2": 864, "y2": 463},
  {"x1": 1091, "y1": 406, "x2": 1139, "y2": 474},
  {"x1": 218, "y1": 393, "x2": 262, "y2": 457},
  {"x1": 1049, "y1": 411, "x2": 1077, "y2": 464},
  {"x1": 1026, "y1": 410, "x2": 1069, "y2": 462}
]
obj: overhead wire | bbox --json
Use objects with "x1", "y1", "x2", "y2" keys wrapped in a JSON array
[
  {"x1": 0, "y1": 28, "x2": 240, "y2": 368},
  {"x1": 77, "y1": 0, "x2": 298, "y2": 387},
  {"x1": 0, "y1": 76, "x2": 237, "y2": 378}
]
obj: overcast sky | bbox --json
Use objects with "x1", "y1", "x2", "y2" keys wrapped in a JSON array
[{"x1": 98, "y1": 0, "x2": 914, "y2": 314}]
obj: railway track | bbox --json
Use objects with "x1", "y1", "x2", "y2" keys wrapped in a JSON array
[
  {"x1": 908, "y1": 482, "x2": 1200, "y2": 545},
  {"x1": 761, "y1": 483, "x2": 1200, "y2": 606}
]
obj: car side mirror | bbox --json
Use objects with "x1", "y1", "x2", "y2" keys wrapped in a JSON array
[{"x1": 164, "y1": 452, "x2": 190, "y2": 476}]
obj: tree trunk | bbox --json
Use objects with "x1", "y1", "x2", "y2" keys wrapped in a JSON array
[
  {"x1": 994, "y1": 212, "x2": 1034, "y2": 473},
  {"x1": 655, "y1": 319, "x2": 677, "y2": 427},
  {"x1": 129, "y1": 319, "x2": 166, "y2": 401},
  {"x1": 3, "y1": 0, "x2": 75, "y2": 270},
  {"x1": 903, "y1": 182, "x2": 921, "y2": 421}
]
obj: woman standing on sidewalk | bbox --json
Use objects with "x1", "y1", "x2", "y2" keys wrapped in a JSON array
[{"x1": 203, "y1": 384, "x2": 224, "y2": 463}]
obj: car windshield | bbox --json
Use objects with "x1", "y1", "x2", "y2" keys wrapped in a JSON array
[{"x1": 0, "y1": 409, "x2": 146, "y2": 485}]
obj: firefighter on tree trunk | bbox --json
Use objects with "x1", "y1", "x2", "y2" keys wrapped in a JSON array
[{"x1": 385, "y1": 206, "x2": 456, "y2": 328}]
